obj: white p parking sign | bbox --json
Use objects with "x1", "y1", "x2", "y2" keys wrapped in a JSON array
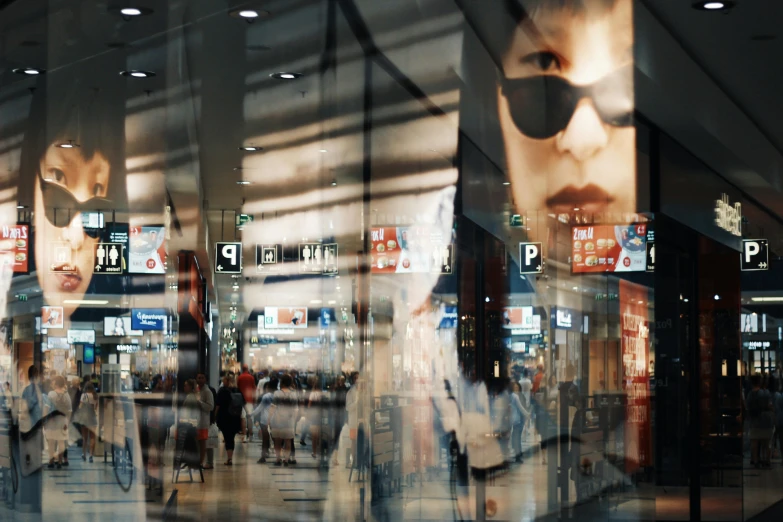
[
  {"x1": 741, "y1": 239, "x2": 769, "y2": 272},
  {"x1": 519, "y1": 242, "x2": 543, "y2": 274},
  {"x1": 215, "y1": 242, "x2": 243, "y2": 274}
]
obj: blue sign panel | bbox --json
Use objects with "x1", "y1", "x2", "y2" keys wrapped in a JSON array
[
  {"x1": 131, "y1": 308, "x2": 168, "y2": 331},
  {"x1": 439, "y1": 306, "x2": 458, "y2": 329}
]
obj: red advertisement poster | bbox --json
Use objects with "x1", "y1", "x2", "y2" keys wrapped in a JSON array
[
  {"x1": 620, "y1": 279, "x2": 651, "y2": 471},
  {"x1": 0, "y1": 225, "x2": 29, "y2": 273},
  {"x1": 370, "y1": 226, "x2": 453, "y2": 274},
  {"x1": 572, "y1": 224, "x2": 647, "y2": 273}
]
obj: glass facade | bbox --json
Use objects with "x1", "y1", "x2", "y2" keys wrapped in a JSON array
[{"x1": 0, "y1": 1, "x2": 781, "y2": 521}]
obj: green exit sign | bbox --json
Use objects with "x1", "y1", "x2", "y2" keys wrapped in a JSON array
[
  {"x1": 235, "y1": 214, "x2": 254, "y2": 226},
  {"x1": 509, "y1": 214, "x2": 524, "y2": 228},
  {"x1": 17, "y1": 294, "x2": 27, "y2": 302}
]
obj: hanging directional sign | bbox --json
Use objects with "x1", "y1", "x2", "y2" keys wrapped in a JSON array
[
  {"x1": 518, "y1": 242, "x2": 543, "y2": 274},
  {"x1": 741, "y1": 239, "x2": 769, "y2": 271},
  {"x1": 646, "y1": 241, "x2": 655, "y2": 273},
  {"x1": 299, "y1": 243, "x2": 338, "y2": 275},
  {"x1": 256, "y1": 244, "x2": 282, "y2": 273},
  {"x1": 215, "y1": 242, "x2": 242, "y2": 274},
  {"x1": 94, "y1": 242, "x2": 124, "y2": 274}
]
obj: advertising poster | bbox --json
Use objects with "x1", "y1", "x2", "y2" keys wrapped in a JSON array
[
  {"x1": 103, "y1": 317, "x2": 142, "y2": 336},
  {"x1": 370, "y1": 226, "x2": 453, "y2": 274},
  {"x1": 264, "y1": 307, "x2": 307, "y2": 329},
  {"x1": 67, "y1": 329, "x2": 95, "y2": 344},
  {"x1": 129, "y1": 225, "x2": 166, "y2": 274},
  {"x1": 41, "y1": 306, "x2": 64, "y2": 329},
  {"x1": 47, "y1": 337, "x2": 69, "y2": 350},
  {"x1": 572, "y1": 224, "x2": 647, "y2": 273},
  {"x1": 131, "y1": 308, "x2": 167, "y2": 331},
  {"x1": 620, "y1": 279, "x2": 651, "y2": 472},
  {"x1": 0, "y1": 225, "x2": 29, "y2": 273},
  {"x1": 503, "y1": 306, "x2": 541, "y2": 333}
]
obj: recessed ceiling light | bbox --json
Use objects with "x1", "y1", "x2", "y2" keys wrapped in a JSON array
[
  {"x1": 57, "y1": 140, "x2": 80, "y2": 149},
  {"x1": 112, "y1": 6, "x2": 153, "y2": 19},
  {"x1": 239, "y1": 146, "x2": 262, "y2": 151},
  {"x1": 692, "y1": 1, "x2": 733, "y2": 11},
  {"x1": 319, "y1": 149, "x2": 328, "y2": 153},
  {"x1": 120, "y1": 70, "x2": 156, "y2": 78},
  {"x1": 502, "y1": 181, "x2": 510, "y2": 186},
  {"x1": 13, "y1": 67, "x2": 44, "y2": 76},
  {"x1": 330, "y1": 179, "x2": 338, "y2": 186},
  {"x1": 229, "y1": 8, "x2": 270, "y2": 21},
  {"x1": 236, "y1": 181, "x2": 251, "y2": 185},
  {"x1": 17, "y1": 204, "x2": 26, "y2": 209},
  {"x1": 271, "y1": 72, "x2": 303, "y2": 80}
]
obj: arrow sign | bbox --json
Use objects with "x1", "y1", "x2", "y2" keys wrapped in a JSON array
[
  {"x1": 741, "y1": 239, "x2": 769, "y2": 272},
  {"x1": 518, "y1": 242, "x2": 543, "y2": 274},
  {"x1": 215, "y1": 242, "x2": 243, "y2": 274}
]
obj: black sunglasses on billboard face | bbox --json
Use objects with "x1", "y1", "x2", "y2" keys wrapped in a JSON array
[
  {"x1": 38, "y1": 170, "x2": 110, "y2": 239},
  {"x1": 499, "y1": 65, "x2": 634, "y2": 140}
]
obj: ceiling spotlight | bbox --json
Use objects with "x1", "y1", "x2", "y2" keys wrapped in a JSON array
[
  {"x1": 239, "y1": 146, "x2": 262, "y2": 152},
  {"x1": 237, "y1": 181, "x2": 251, "y2": 185},
  {"x1": 57, "y1": 140, "x2": 80, "y2": 149},
  {"x1": 330, "y1": 179, "x2": 338, "y2": 187},
  {"x1": 270, "y1": 72, "x2": 303, "y2": 80},
  {"x1": 16, "y1": 204, "x2": 26, "y2": 209},
  {"x1": 120, "y1": 70, "x2": 156, "y2": 78},
  {"x1": 13, "y1": 67, "x2": 45, "y2": 76},
  {"x1": 502, "y1": 181, "x2": 510, "y2": 186},
  {"x1": 229, "y1": 8, "x2": 270, "y2": 22},
  {"x1": 319, "y1": 149, "x2": 328, "y2": 153},
  {"x1": 692, "y1": 1, "x2": 733, "y2": 11},
  {"x1": 113, "y1": 6, "x2": 153, "y2": 19}
]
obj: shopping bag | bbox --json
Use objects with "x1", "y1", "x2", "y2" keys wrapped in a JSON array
[{"x1": 206, "y1": 424, "x2": 219, "y2": 449}]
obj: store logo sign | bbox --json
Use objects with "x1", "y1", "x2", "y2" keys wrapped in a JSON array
[
  {"x1": 556, "y1": 309, "x2": 572, "y2": 329},
  {"x1": 714, "y1": 193, "x2": 742, "y2": 236}
]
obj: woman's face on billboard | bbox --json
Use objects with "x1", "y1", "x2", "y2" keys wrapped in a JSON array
[
  {"x1": 498, "y1": 0, "x2": 635, "y2": 214},
  {"x1": 34, "y1": 144, "x2": 109, "y2": 317}
]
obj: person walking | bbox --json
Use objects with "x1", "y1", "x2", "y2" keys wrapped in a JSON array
[
  {"x1": 746, "y1": 374, "x2": 773, "y2": 468},
  {"x1": 195, "y1": 374, "x2": 215, "y2": 469},
  {"x1": 510, "y1": 381, "x2": 530, "y2": 463},
  {"x1": 251, "y1": 379, "x2": 276, "y2": 463},
  {"x1": 215, "y1": 374, "x2": 243, "y2": 465},
  {"x1": 237, "y1": 364, "x2": 256, "y2": 443},
  {"x1": 269, "y1": 374, "x2": 298, "y2": 466},
  {"x1": 306, "y1": 375, "x2": 323, "y2": 459},
  {"x1": 77, "y1": 382, "x2": 98, "y2": 462},
  {"x1": 45, "y1": 376, "x2": 72, "y2": 469}
]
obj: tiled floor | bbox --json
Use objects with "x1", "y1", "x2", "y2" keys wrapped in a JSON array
[{"x1": 2, "y1": 435, "x2": 782, "y2": 521}]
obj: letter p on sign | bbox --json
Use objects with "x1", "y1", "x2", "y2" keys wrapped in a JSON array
[
  {"x1": 744, "y1": 241, "x2": 759, "y2": 264},
  {"x1": 519, "y1": 242, "x2": 543, "y2": 274},
  {"x1": 223, "y1": 244, "x2": 237, "y2": 266}
]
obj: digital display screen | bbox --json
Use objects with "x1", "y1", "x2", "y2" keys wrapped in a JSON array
[
  {"x1": 103, "y1": 317, "x2": 142, "y2": 336},
  {"x1": 83, "y1": 344, "x2": 95, "y2": 364}
]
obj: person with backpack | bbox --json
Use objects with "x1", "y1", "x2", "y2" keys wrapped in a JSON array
[
  {"x1": 215, "y1": 374, "x2": 244, "y2": 466},
  {"x1": 746, "y1": 374, "x2": 773, "y2": 468},
  {"x1": 268, "y1": 374, "x2": 299, "y2": 466}
]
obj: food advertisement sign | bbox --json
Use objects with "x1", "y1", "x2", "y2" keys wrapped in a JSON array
[
  {"x1": 0, "y1": 225, "x2": 29, "y2": 273},
  {"x1": 370, "y1": 226, "x2": 453, "y2": 274},
  {"x1": 129, "y1": 225, "x2": 166, "y2": 274},
  {"x1": 620, "y1": 279, "x2": 651, "y2": 472},
  {"x1": 572, "y1": 224, "x2": 647, "y2": 273}
]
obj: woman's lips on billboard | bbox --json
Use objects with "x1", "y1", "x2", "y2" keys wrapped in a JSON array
[
  {"x1": 54, "y1": 269, "x2": 82, "y2": 291},
  {"x1": 546, "y1": 184, "x2": 614, "y2": 210}
]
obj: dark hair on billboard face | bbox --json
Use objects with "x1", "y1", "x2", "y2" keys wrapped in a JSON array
[
  {"x1": 18, "y1": 64, "x2": 128, "y2": 319},
  {"x1": 458, "y1": 0, "x2": 635, "y2": 225}
]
